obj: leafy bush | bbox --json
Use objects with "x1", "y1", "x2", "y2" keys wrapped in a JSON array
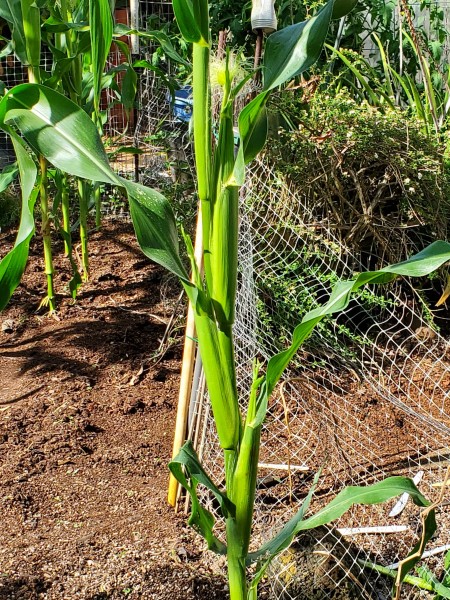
[
  {"x1": 249, "y1": 90, "x2": 450, "y2": 358},
  {"x1": 268, "y1": 89, "x2": 450, "y2": 258}
]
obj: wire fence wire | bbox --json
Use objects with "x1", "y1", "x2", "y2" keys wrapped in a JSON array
[{"x1": 189, "y1": 157, "x2": 450, "y2": 599}]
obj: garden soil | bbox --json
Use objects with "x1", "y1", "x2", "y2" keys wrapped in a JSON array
[{"x1": 0, "y1": 221, "x2": 230, "y2": 600}]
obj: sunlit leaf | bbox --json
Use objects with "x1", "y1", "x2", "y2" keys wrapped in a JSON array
[
  {"x1": 263, "y1": 1, "x2": 334, "y2": 90},
  {"x1": 169, "y1": 441, "x2": 235, "y2": 554},
  {"x1": 0, "y1": 84, "x2": 189, "y2": 283}
]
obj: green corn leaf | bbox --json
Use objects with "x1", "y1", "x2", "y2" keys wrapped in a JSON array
[
  {"x1": 0, "y1": 162, "x2": 19, "y2": 193},
  {"x1": 263, "y1": 0, "x2": 334, "y2": 91},
  {"x1": 169, "y1": 441, "x2": 235, "y2": 554},
  {"x1": 261, "y1": 241, "x2": 450, "y2": 413},
  {"x1": 234, "y1": 91, "x2": 269, "y2": 184},
  {"x1": 247, "y1": 471, "x2": 320, "y2": 583},
  {"x1": 89, "y1": 0, "x2": 113, "y2": 115},
  {"x1": 21, "y1": 0, "x2": 41, "y2": 73},
  {"x1": 172, "y1": 0, "x2": 209, "y2": 46},
  {"x1": 41, "y1": 15, "x2": 89, "y2": 33},
  {"x1": 0, "y1": 132, "x2": 38, "y2": 310},
  {"x1": 121, "y1": 64, "x2": 137, "y2": 119},
  {"x1": 0, "y1": 39, "x2": 14, "y2": 60},
  {"x1": 0, "y1": 84, "x2": 189, "y2": 283},
  {"x1": 0, "y1": 83, "x2": 119, "y2": 184},
  {"x1": 249, "y1": 477, "x2": 433, "y2": 572},
  {"x1": 51, "y1": 169, "x2": 82, "y2": 300},
  {"x1": 124, "y1": 179, "x2": 190, "y2": 283},
  {"x1": 1, "y1": 0, "x2": 27, "y2": 65}
]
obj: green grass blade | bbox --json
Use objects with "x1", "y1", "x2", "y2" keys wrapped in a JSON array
[
  {"x1": 326, "y1": 45, "x2": 384, "y2": 105},
  {"x1": 371, "y1": 32, "x2": 395, "y2": 100}
]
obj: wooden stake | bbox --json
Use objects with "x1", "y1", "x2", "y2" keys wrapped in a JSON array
[{"x1": 168, "y1": 206, "x2": 203, "y2": 507}]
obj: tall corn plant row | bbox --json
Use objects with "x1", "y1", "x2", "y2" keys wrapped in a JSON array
[
  {"x1": 0, "y1": 0, "x2": 117, "y2": 304},
  {"x1": 1, "y1": 0, "x2": 449, "y2": 597}
]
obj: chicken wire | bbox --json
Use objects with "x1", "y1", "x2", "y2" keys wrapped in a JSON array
[{"x1": 187, "y1": 157, "x2": 450, "y2": 600}]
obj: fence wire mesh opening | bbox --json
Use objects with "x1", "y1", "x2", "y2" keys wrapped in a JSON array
[{"x1": 188, "y1": 156, "x2": 450, "y2": 599}]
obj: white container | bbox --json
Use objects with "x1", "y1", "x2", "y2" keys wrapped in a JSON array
[{"x1": 251, "y1": 0, "x2": 278, "y2": 33}]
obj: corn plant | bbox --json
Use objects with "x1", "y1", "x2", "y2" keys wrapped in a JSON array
[
  {"x1": 1, "y1": 0, "x2": 450, "y2": 597},
  {"x1": 0, "y1": 0, "x2": 185, "y2": 307}
]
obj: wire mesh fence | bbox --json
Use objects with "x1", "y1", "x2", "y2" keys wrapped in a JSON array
[{"x1": 190, "y1": 158, "x2": 450, "y2": 599}]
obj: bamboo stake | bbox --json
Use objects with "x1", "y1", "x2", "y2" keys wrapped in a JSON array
[{"x1": 168, "y1": 206, "x2": 204, "y2": 507}]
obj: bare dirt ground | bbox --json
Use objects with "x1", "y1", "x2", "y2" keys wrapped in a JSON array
[{"x1": 0, "y1": 221, "x2": 229, "y2": 599}]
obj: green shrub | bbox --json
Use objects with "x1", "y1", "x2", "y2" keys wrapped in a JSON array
[
  {"x1": 248, "y1": 90, "x2": 450, "y2": 359},
  {"x1": 268, "y1": 89, "x2": 450, "y2": 256}
]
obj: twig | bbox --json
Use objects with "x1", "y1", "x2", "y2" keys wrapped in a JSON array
[
  {"x1": 258, "y1": 462, "x2": 309, "y2": 472},
  {"x1": 0, "y1": 385, "x2": 45, "y2": 405}
]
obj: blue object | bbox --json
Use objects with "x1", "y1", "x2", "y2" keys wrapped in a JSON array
[{"x1": 171, "y1": 86, "x2": 193, "y2": 123}]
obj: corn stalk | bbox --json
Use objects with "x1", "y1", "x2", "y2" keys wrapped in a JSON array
[{"x1": 22, "y1": 0, "x2": 56, "y2": 310}]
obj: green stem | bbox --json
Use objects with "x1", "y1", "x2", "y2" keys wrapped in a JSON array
[
  {"x1": 225, "y1": 368, "x2": 264, "y2": 600},
  {"x1": 61, "y1": 174, "x2": 72, "y2": 256},
  {"x1": 192, "y1": 43, "x2": 213, "y2": 288},
  {"x1": 190, "y1": 312, "x2": 241, "y2": 452},
  {"x1": 226, "y1": 518, "x2": 248, "y2": 600},
  {"x1": 39, "y1": 156, "x2": 55, "y2": 311},
  {"x1": 78, "y1": 179, "x2": 90, "y2": 281},
  {"x1": 93, "y1": 182, "x2": 102, "y2": 229},
  {"x1": 358, "y1": 559, "x2": 435, "y2": 592}
]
